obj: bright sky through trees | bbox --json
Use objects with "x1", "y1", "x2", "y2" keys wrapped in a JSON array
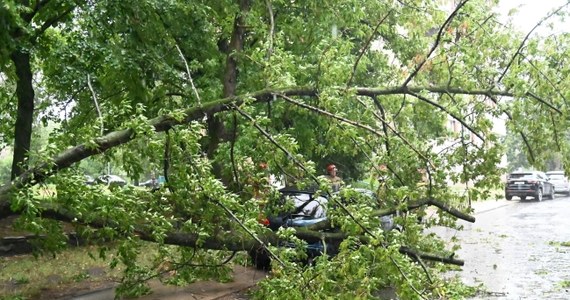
[{"x1": 497, "y1": 0, "x2": 569, "y2": 34}]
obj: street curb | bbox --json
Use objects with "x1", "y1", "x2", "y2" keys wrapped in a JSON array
[{"x1": 473, "y1": 200, "x2": 514, "y2": 215}]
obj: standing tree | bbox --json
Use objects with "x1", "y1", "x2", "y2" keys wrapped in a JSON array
[{"x1": 1, "y1": 0, "x2": 569, "y2": 298}]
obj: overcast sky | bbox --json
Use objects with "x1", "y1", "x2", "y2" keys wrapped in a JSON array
[{"x1": 496, "y1": 0, "x2": 569, "y2": 35}]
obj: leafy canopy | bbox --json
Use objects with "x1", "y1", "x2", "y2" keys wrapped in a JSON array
[{"x1": 1, "y1": 0, "x2": 570, "y2": 298}]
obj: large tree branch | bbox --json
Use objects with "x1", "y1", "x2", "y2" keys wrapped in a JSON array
[
  {"x1": 33, "y1": 6, "x2": 75, "y2": 41},
  {"x1": 2, "y1": 205, "x2": 465, "y2": 266},
  {"x1": 306, "y1": 198, "x2": 475, "y2": 232},
  {"x1": 0, "y1": 85, "x2": 542, "y2": 206}
]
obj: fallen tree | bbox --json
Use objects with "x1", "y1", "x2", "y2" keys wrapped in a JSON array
[{"x1": 1, "y1": 0, "x2": 569, "y2": 299}]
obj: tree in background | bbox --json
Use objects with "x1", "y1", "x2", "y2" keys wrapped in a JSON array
[{"x1": 1, "y1": 0, "x2": 570, "y2": 298}]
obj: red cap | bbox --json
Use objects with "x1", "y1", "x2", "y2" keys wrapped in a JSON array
[{"x1": 327, "y1": 164, "x2": 337, "y2": 172}]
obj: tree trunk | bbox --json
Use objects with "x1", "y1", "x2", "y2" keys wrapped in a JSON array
[
  {"x1": 207, "y1": 0, "x2": 251, "y2": 179},
  {"x1": 10, "y1": 50, "x2": 35, "y2": 180}
]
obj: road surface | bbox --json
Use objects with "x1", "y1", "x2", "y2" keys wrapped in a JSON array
[{"x1": 434, "y1": 195, "x2": 570, "y2": 299}]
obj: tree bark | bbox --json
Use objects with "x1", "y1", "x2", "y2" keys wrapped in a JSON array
[
  {"x1": 0, "y1": 205, "x2": 465, "y2": 266},
  {"x1": 207, "y1": 0, "x2": 251, "y2": 179},
  {"x1": 9, "y1": 50, "x2": 35, "y2": 180}
]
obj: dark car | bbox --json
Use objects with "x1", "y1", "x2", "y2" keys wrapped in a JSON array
[
  {"x1": 249, "y1": 187, "x2": 394, "y2": 270},
  {"x1": 505, "y1": 171, "x2": 555, "y2": 201}
]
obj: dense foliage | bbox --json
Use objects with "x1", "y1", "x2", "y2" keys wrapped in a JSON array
[{"x1": 1, "y1": 0, "x2": 570, "y2": 298}]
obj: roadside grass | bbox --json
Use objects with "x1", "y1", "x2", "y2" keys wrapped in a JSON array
[
  {"x1": 0, "y1": 242, "x2": 251, "y2": 299},
  {"x1": 0, "y1": 240, "x2": 167, "y2": 299},
  {"x1": 0, "y1": 245, "x2": 124, "y2": 299}
]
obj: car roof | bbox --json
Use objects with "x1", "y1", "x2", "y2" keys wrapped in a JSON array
[{"x1": 546, "y1": 171, "x2": 565, "y2": 174}]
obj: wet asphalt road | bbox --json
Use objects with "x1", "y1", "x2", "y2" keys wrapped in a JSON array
[{"x1": 435, "y1": 195, "x2": 570, "y2": 300}]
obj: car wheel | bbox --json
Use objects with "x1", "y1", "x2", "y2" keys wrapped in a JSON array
[
  {"x1": 520, "y1": 196, "x2": 526, "y2": 201},
  {"x1": 506, "y1": 195, "x2": 512, "y2": 201},
  {"x1": 550, "y1": 188, "x2": 555, "y2": 199},
  {"x1": 536, "y1": 189, "x2": 543, "y2": 202}
]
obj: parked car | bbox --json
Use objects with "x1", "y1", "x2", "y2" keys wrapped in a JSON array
[
  {"x1": 505, "y1": 171, "x2": 555, "y2": 201},
  {"x1": 546, "y1": 171, "x2": 570, "y2": 195},
  {"x1": 97, "y1": 174, "x2": 127, "y2": 187},
  {"x1": 139, "y1": 178, "x2": 159, "y2": 188},
  {"x1": 249, "y1": 187, "x2": 395, "y2": 270},
  {"x1": 139, "y1": 176, "x2": 166, "y2": 189}
]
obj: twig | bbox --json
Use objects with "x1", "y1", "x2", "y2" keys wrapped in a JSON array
[
  {"x1": 402, "y1": 0, "x2": 470, "y2": 86},
  {"x1": 265, "y1": 0, "x2": 274, "y2": 61},
  {"x1": 346, "y1": 10, "x2": 393, "y2": 87},
  {"x1": 87, "y1": 74, "x2": 104, "y2": 136},
  {"x1": 373, "y1": 96, "x2": 391, "y2": 155},
  {"x1": 232, "y1": 104, "x2": 377, "y2": 238},
  {"x1": 495, "y1": 2, "x2": 570, "y2": 85},
  {"x1": 163, "y1": 130, "x2": 174, "y2": 193},
  {"x1": 278, "y1": 94, "x2": 384, "y2": 136},
  {"x1": 389, "y1": 256, "x2": 429, "y2": 299},
  {"x1": 230, "y1": 111, "x2": 240, "y2": 189},
  {"x1": 280, "y1": 93, "x2": 433, "y2": 168},
  {"x1": 175, "y1": 44, "x2": 202, "y2": 106},
  {"x1": 211, "y1": 197, "x2": 286, "y2": 267},
  {"x1": 485, "y1": 93, "x2": 535, "y2": 163},
  {"x1": 408, "y1": 252, "x2": 433, "y2": 284},
  {"x1": 523, "y1": 55, "x2": 568, "y2": 108},
  {"x1": 526, "y1": 92, "x2": 562, "y2": 114},
  {"x1": 121, "y1": 250, "x2": 237, "y2": 293},
  {"x1": 406, "y1": 91, "x2": 484, "y2": 142},
  {"x1": 550, "y1": 111, "x2": 562, "y2": 152}
]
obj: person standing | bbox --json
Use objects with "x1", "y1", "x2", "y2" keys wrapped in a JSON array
[{"x1": 324, "y1": 164, "x2": 343, "y2": 192}]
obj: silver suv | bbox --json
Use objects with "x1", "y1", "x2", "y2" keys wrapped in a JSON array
[{"x1": 546, "y1": 171, "x2": 570, "y2": 195}]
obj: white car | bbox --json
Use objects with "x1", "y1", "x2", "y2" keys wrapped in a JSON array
[
  {"x1": 97, "y1": 174, "x2": 127, "y2": 187},
  {"x1": 546, "y1": 171, "x2": 570, "y2": 195}
]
